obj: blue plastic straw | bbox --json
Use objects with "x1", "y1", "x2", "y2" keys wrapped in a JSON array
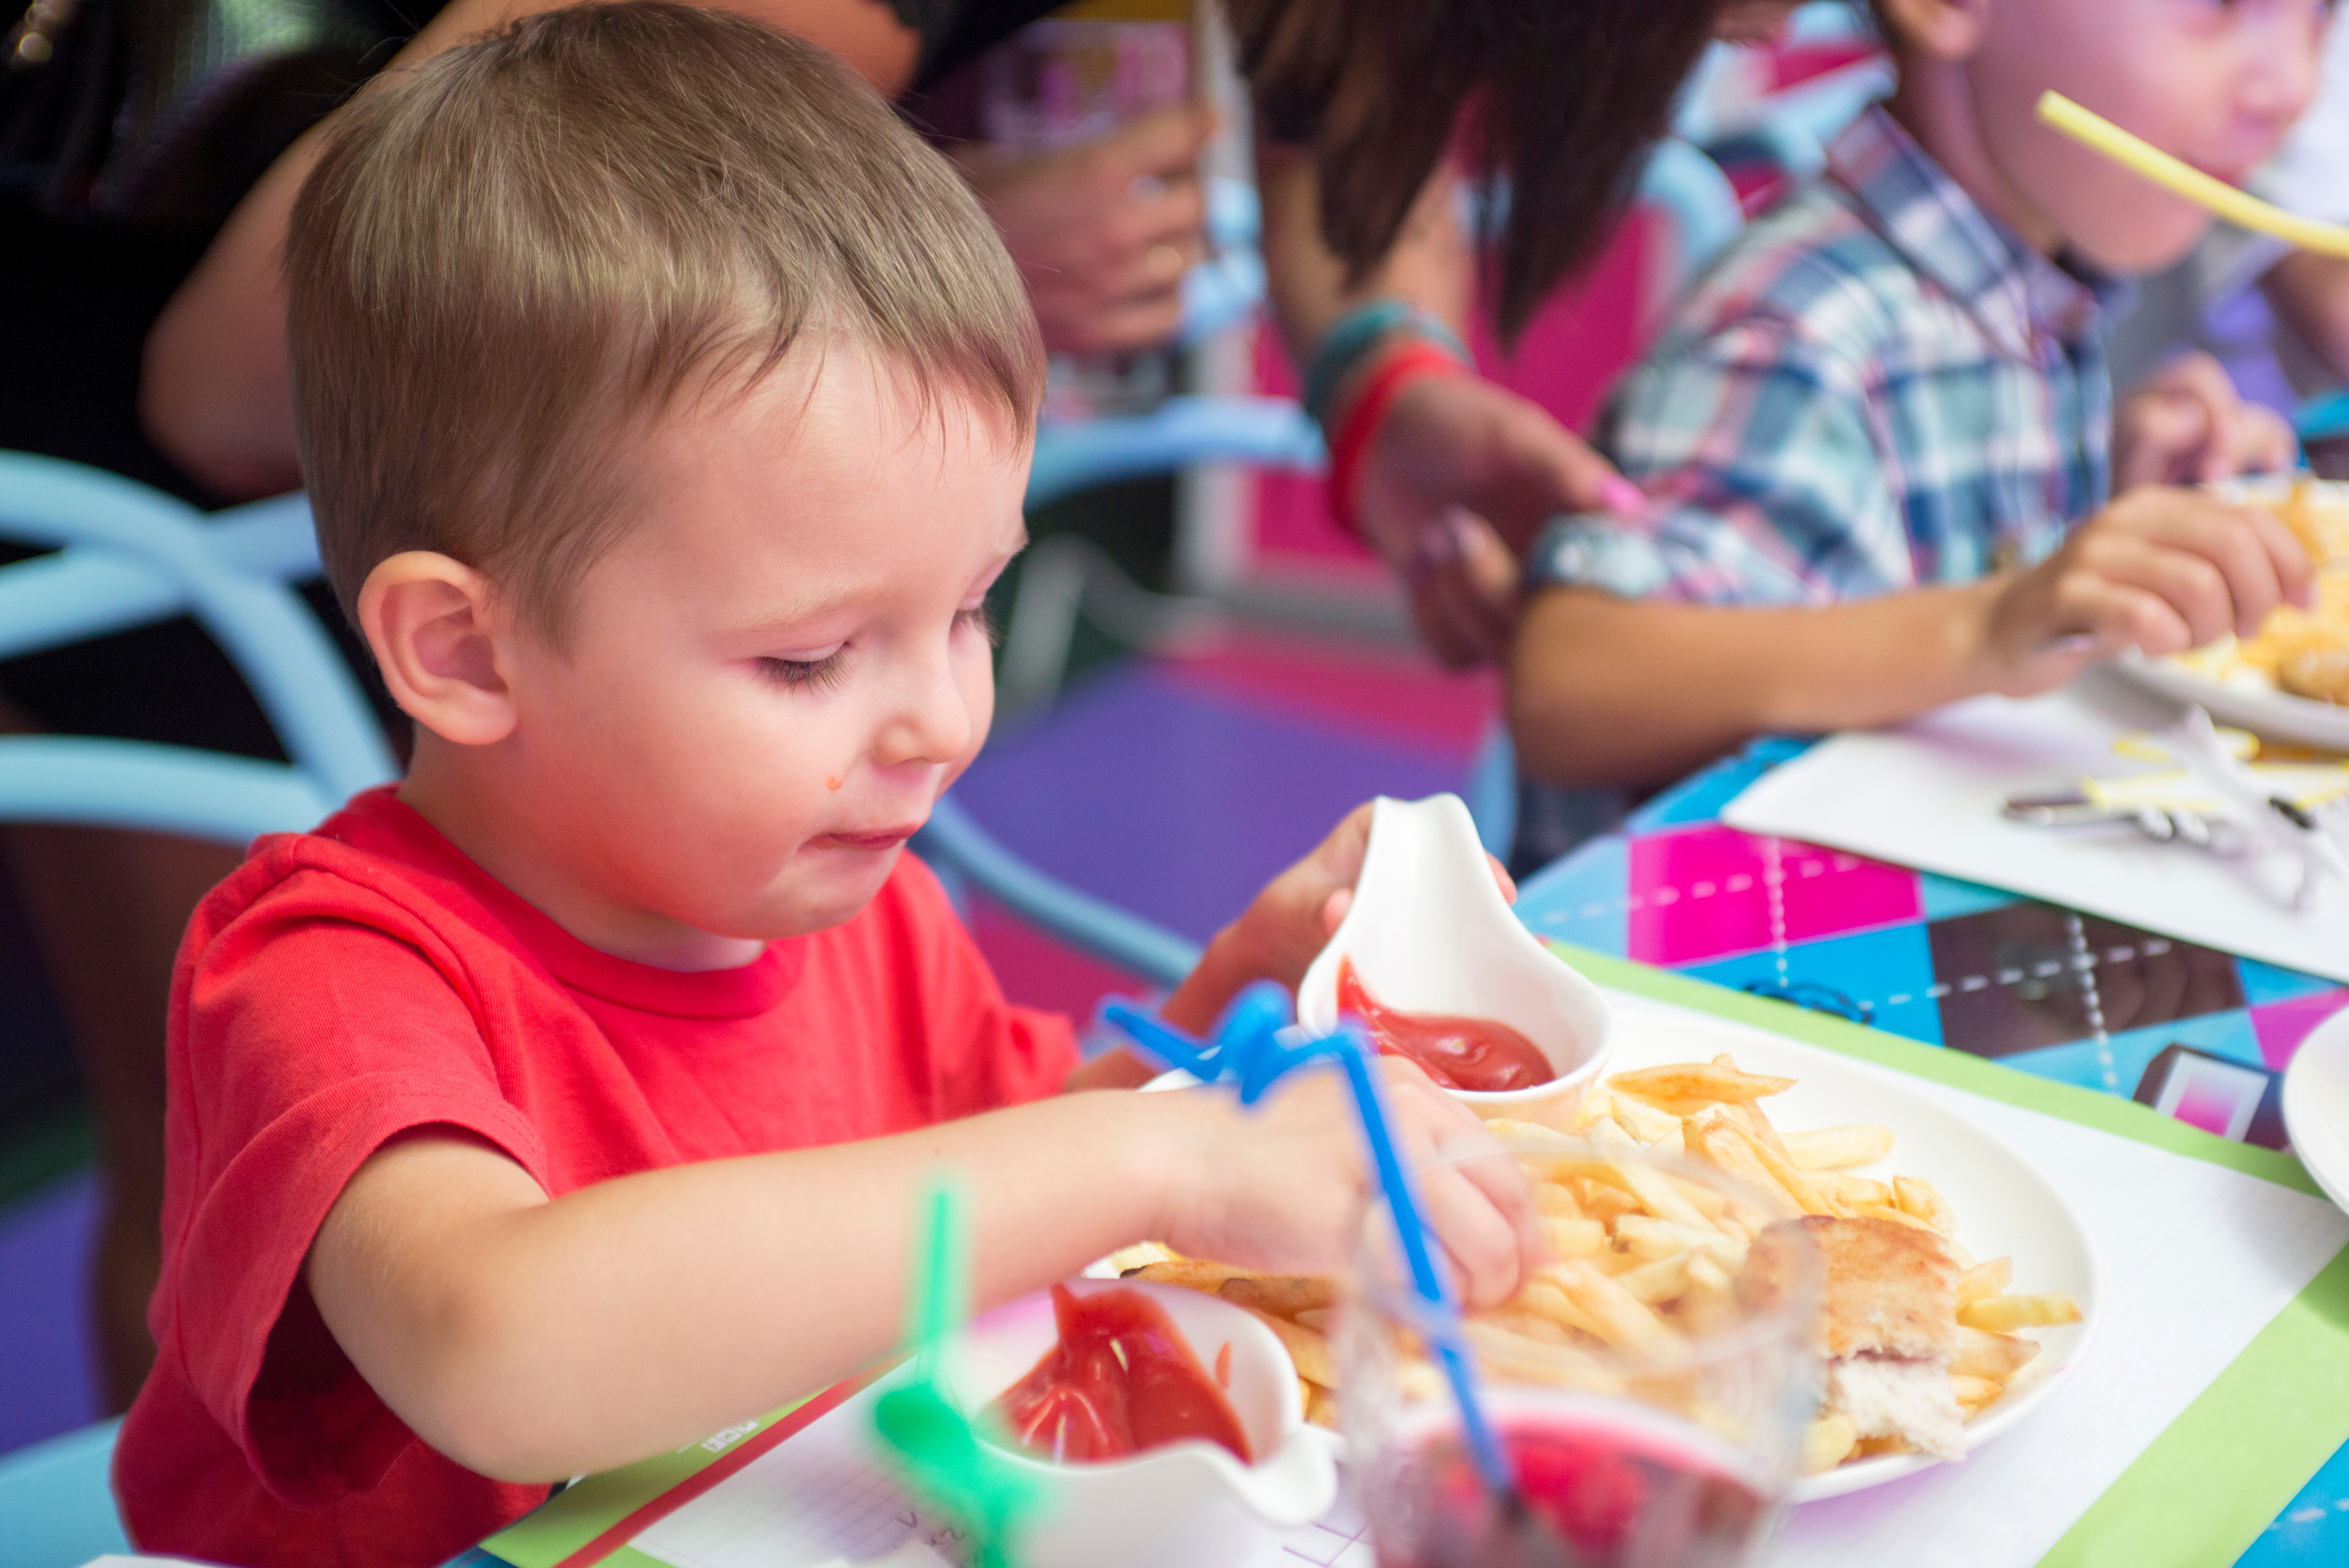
[{"x1": 1101, "y1": 984, "x2": 1516, "y2": 1494}]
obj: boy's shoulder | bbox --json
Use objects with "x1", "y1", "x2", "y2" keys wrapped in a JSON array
[{"x1": 1654, "y1": 177, "x2": 1941, "y2": 376}]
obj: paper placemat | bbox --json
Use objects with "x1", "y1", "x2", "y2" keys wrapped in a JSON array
[
  {"x1": 484, "y1": 952, "x2": 2349, "y2": 1568},
  {"x1": 1716, "y1": 673, "x2": 2349, "y2": 983}
]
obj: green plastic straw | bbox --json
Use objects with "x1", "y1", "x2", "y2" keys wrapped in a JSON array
[{"x1": 873, "y1": 1175, "x2": 1045, "y2": 1568}]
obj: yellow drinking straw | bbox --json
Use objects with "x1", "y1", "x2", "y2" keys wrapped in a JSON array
[{"x1": 2037, "y1": 91, "x2": 2349, "y2": 259}]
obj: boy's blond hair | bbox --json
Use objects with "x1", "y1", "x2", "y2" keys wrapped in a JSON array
[{"x1": 286, "y1": 2, "x2": 1045, "y2": 639}]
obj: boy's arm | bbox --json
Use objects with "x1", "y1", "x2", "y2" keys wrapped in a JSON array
[
  {"x1": 1511, "y1": 487, "x2": 2314, "y2": 788},
  {"x1": 1508, "y1": 582, "x2": 1997, "y2": 788},
  {"x1": 312, "y1": 1040, "x2": 1537, "y2": 1487}
]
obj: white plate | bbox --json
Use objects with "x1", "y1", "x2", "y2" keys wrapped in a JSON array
[
  {"x1": 2111, "y1": 654, "x2": 2349, "y2": 752},
  {"x1": 1601, "y1": 1000, "x2": 2099, "y2": 1503},
  {"x1": 2282, "y1": 1006, "x2": 2349, "y2": 1217},
  {"x1": 1116, "y1": 1002, "x2": 2097, "y2": 1503}
]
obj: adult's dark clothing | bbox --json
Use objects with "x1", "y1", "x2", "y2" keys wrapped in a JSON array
[{"x1": 0, "y1": 0, "x2": 1062, "y2": 758}]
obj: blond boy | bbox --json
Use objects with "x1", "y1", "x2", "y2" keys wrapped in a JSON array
[{"x1": 113, "y1": 11, "x2": 1538, "y2": 1564}]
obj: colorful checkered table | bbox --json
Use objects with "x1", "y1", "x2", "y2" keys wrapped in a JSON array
[{"x1": 1512, "y1": 738, "x2": 2349, "y2": 1565}]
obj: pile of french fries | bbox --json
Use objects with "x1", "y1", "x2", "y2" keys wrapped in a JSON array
[{"x1": 1112, "y1": 1055, "x2": 2083, "y2": 1475}]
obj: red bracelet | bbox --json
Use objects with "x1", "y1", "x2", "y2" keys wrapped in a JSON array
[{"x1": 1326, "y1": 342, "x2": 1469, "y2": 539}]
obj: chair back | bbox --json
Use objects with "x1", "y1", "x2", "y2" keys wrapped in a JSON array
[{"x1": 0, "y1": 455, "x2": 396, "y2": 843}]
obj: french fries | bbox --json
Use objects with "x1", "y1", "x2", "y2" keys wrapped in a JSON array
[
  {"x1": 1219, "y1": 1275, "x2": 1335, "y2": 1319},
  {"x1": 1802, "y1": 1413, "x2": 1859, "y2": 1474},
  {"x1": 1957, "y1": 1292, "x2": 2084, "y2": 1333},
  {"x1": 1782, "y1": 1124, "x2": 1897, "y2": 1170},
  {"x1": 1119, "y1": 1053, "x2": 2083, "y2": 1468},
  {"x1": 1239, "y1": 1303, "x2": 1338, "y2": 1387},
  {"x1": 1608, "y1": 1062, "x2": 1796, "y2": 1105},
  {"x1": 1955, "y1": 1257, "x2": 2012, "y2": 1308},
  {"x1": 1954, "y1": 1325, "x2": 2042, "y2": 1381},
  {"x1": 1894, "y1": 1176, "x2": 1959, "y2": 1237}
]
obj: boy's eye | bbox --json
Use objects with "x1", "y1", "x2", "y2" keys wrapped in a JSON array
[
  {"x1": 758, "y1": 650, "x2": 847, "y2": 691},
  {"x1": 956, "y1": 603, "x2": 999, "y2": 646}
]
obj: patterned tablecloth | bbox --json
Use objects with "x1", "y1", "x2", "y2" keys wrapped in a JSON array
[{"x1": 1512, "y1": 739, "x2": 2349, "y2": 1565}]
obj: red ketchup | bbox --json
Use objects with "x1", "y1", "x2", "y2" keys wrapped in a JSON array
[
  {"x1": 1338, "y1": 958, "x2": 1555, "y2": 1093},
  {"x1": 986, "y1": 1285, "x2": 1252, "y2": 1464}
]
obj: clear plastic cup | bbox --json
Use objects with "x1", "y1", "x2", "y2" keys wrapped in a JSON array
[{"x1": 1340, "y1": 1139, "x2": 1823, "y2": 1568}]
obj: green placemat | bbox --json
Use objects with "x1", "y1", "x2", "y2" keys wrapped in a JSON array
[
  {"x1": 486, "y1": 948, "x2": 2349, "y2": 1568},
  {"x1": 485, "y1": 1410, "x2": 799, "y2": 1568}
]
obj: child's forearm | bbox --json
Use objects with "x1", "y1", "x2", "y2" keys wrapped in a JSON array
[
  {"x1": 309, "y1": 1092, "x2": 1185, "y2": 1485},
  {"x1": 1507, "y1": 582, "x2": 2004, "y2": 787}
]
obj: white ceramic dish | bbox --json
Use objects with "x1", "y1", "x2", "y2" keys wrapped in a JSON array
[
  {"x1": 2282, "y1": 1006, "x2": 2349, "y2": 1217},
  {"x1": 2112, "y1": 654, "x2": 2349, "y2": 752},
  {"x1": 940, "y1": 1278, "x2": 1338, "y2": 1568},
  {"x1": 1598, "y1": 1000, "x2": 2099, "y2": 1502},
  {"x1": 1297, "y1": 793, "x2": 1614, "y2": 1123}
]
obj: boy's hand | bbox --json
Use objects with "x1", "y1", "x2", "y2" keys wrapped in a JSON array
[
  {"x1": 1149, "y1": 1056, "x2": 1544, "y2": 1309},
  {"x1": 1207, "y1": 802, "x2": 1517, "y2": 1000},
  {"x1": 1973, "y1": 485, "x2": 2316, "y2": 694},
  {"x1": 2115, "y1": 353, "x2": 2298, "y2": 488}
]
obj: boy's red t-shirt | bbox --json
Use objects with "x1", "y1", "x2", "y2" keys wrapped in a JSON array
[{"x1": 115, "y1": 787, "x2": 1079, "y2": 1568}]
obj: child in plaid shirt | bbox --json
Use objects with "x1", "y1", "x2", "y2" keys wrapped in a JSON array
[{"x1": 1509, "y1": 0, "x2": 2330, "y2": 803}]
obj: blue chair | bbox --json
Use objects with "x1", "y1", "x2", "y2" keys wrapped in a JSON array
[
  {"x1": 0, "y1": 1421, "x2": 128, "y2": 1568},
  {"x1": 0, "y1": 454, "x2": 397, "y2": 844}
]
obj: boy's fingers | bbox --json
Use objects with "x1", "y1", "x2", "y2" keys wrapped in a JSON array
[
  {"x1": 1384, "y1": 1087, "x2": 1527, "y2": 1307},
  {"x1": 1486, "y1": 854, "x2": 1518, "y2": 905},
  {"x1": 1421, "y1": 1164, "x2": 1532, "y2": 1308},
  {"x1": 2056, "y1": 571, "x2": 2195, "y2": 658},
  {"x1": 1321, "y1": 887, "x2": 1351, "y2": 936},
  {"x1": 2119, "y1": 396, "x2": 2208, "y2": 488},
  {"x1": 2130, "y1": 502, "x2": 2296, "y2": 635},
  {"x1": 2241, "y1": 501, "x2": 2320, "y2": 609},
  {"x1": 2241, "y1": 406, "x2": 2300, "y2": 478}
]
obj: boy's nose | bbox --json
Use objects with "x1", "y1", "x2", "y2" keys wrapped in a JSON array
[{"x1": 872, "y1": 658, "x2": 976, "y2": 769}]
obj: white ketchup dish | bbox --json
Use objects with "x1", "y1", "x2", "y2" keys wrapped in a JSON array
[
  {"x1": 1297, "y1": 792, "x2": 1614, "y2": 1124},
  {"x1": 938, "y1": 1278, "x2": 1337, "y2": 1568}
]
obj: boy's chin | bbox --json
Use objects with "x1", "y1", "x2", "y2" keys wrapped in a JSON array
[
  {"x1": 2067, "y1": 204, "x2": 2212, "y2": 279},
  {"x1": 735, "y1": 845, "x2": 907, "y2": 937}
]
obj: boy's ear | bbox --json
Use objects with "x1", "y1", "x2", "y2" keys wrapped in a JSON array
[
  {"x1": 358, "y1": 551, "x2": 519, "y2": 747},
  {"x1": 1876, "y1": 0, "x2": 1990, "y2": 61}
]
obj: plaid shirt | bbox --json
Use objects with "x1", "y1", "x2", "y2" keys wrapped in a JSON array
[{"x1": 1528, "y1": 106, "x2": 2130, "y2": 606}]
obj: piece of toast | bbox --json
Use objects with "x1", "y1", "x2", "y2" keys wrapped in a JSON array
[{"x1": 1742, "y1": 1215, "x2": 1959, "y2": 1360}]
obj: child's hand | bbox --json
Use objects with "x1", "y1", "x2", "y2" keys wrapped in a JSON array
[
  {"x1": 1148, "y1": 1056, "x2": 1545, "y2": 1308},
  {"x1": 1975, "y1": 485, "x2": 2316, "y2": 694},
  {"x1": 1209, "y1": 802, "x2": 1517, "y2": 998},
  {"x1": 2115, "y1": 353, "x2": 2298, "y2": 488}
]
